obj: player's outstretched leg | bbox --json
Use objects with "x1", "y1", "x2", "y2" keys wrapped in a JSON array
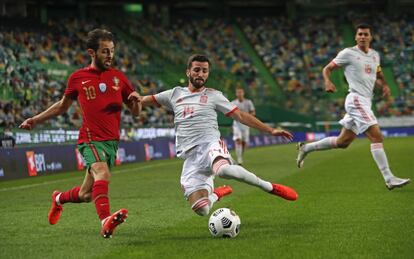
[
  {"x1": 101, "y1": 208, "x2": 128, "y2": 238},
  {"x1": 48, "y1": 186, "x2": 82, "y2": 225},
  {"x1": 296, "y1": 142, "x2": 307, "y2": 168},
  {"x1": 213, "y1": 158, "x2": 298, "y2": 201},
  {"x1": 296, "y1": 137, "x2": 338, "y2": 168}
]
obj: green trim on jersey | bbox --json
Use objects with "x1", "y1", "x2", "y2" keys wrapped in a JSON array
[{"x1": 77, "y1": 140, "x2": 118, "y2": 169}]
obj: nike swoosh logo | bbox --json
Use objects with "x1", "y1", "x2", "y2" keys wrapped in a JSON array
[{"x1": 82, "y1": 80, "x2": 91, "y2": 84}]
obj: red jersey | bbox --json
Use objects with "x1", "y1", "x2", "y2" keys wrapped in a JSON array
[{"x1": 64, "y1": 66, "x2": 134, "y2": 144}]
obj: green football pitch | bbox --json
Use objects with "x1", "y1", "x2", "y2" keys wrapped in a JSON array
[{"x1": 1, "y1": 137, "x2": 413, "y2": 258}]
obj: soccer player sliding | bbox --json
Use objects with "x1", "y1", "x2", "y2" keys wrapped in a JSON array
[{"x1": 140, "y1": 54, "x2": 298, "y2": 217}]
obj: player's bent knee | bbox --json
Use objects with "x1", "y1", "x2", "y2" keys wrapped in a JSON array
[
  {"x1": 191, "y1": 198, "x2": 210, "y2": 216},
  {"x1": 372, "y1": 136, "x2": 384, "y2": 143},
  {"x1": 336, "y1": 139, "x2": 352, "y2": 149},
  {"x1": 212, "y1": 158, "x2": 230, "y2": 175},
  {"x1": 194, "y1": 205, "x2": 210, "y2": 216},
  {"x1": 79, "y1": 191, "x2": 92, "y2": 202},
  {"x1": 337, "y1": 142, "x2": 350, "y2": 149}
]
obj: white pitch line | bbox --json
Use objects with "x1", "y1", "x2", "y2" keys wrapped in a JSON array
[{"x1": 0, "y1": 160, "x2": 181, "y2": 192}]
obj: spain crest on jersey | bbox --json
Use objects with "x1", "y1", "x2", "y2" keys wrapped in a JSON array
[
  {"x1": 200, "y1": 94, "x2": 208, "y2": 103},
  {"x1": 364, "y1": 64, "x2": 372, "y2": 74},
  {"x1": 112, "y1": 76, "x2": 120, "y2": 91}
]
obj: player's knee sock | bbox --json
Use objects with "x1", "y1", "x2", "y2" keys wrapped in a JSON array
[
  {"x1": 209, "y1": 192, "x2": 219, "y2": 206},
  {"x1": 217, "y1": 164, "x2": 272, "y2": 192},
  {"x1": 303, "y1": 137, "x2": 338, "y2": 153},
  {"x1": 370, "y1": 143, "x2": 394, "y2": 181},
  {"x1": 191, "y1": 197, "x2": 210, "y2": 216},
  {"x1": 235, "y1": 143, "x2": 243, "y2": 163},
  {"x1": 92, "y1": 180, "x2": 111, "y2": 221},
  {"x1": 56, "y1": 186, "x2": 81, "y2": 205}
]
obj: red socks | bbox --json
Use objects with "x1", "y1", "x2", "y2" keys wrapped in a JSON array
[
  {"x1": 58, "y1": 186, "x2": 81, "y2": 204},
  {"x1": 57, "y1": 181, "x2": 111, "y2": 221},
  {"x1": 92, "y1": 180, "x2": 110, "y2": 221}
]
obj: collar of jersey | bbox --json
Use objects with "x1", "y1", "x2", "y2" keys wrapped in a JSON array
[
  {"x1": 188, "y1": 86, "x2": 206, "y2": 93},
  {"x1": 86, "y1": 65, "x2": 112, "y2": 74},
  {"x1": 354, "y1": 45, "x2": 372, "y2": 56}
]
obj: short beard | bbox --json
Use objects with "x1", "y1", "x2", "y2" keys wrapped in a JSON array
[
  {"x1": 95, "y1": 58, "x2": 111, "y2": 71},
  {"x1": 190, "y1": 77, "x2": 206, "y2": 89}
]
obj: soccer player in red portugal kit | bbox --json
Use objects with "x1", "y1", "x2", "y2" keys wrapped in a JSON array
[{"x1": 19, "y1": 29, "x2": 141, "y2": 238}]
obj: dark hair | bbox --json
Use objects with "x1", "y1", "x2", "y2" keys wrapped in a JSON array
[
  {"x1": 355, "y1": 23, "x2": 372, "y2": 34},
  {"x1": 86, "y1": 28, "x2": 114, "y2": 52},
  {"x1": 186, "y1": 54, "x2": 211, "y2": 69}
]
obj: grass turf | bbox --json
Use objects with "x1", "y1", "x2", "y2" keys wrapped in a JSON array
[{"x1": 0, "y1": 137, "x2": 413, "y2": 259}]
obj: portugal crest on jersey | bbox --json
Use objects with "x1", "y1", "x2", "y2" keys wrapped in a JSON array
[
  {"x1": 99, "y1": 83, "x2": 107, "y2": 93},
  {"x1": 112, "y1": 76, "x2": 120, "y2": 91}
]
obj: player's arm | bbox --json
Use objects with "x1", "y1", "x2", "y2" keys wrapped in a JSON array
[
  {"x1": 376, "y1": 67, "x2": 391, "y2": 98},
  {"x1": 125, "y1": 91, "x2": 142, "y2": 116},
  {"x1": 140, "y1": 95, "x2": 159, "y2": 107},
  {"x1": 322, "y1": 62, "x2": 339, "y2": 93},
  {"x1": 19, "y1": 95, "x2": 73, "y2": 130},
  {"x1": 229, "y1": 110, "x2": 293, "y2": 141}
]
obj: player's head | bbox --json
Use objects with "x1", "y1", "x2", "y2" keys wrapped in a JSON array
[
  {"x1": 186, "y1": 54, "x2": 211, "y2": 89},
  {"x1": 235, "y1": 87, "x2": 245, "y2": 100},
  {"x1": 86, "y1": 28, "x2": 115, "y2": 71},
  {"x1": 354, "y1": 23, "x2": 372, "y2": 49}
]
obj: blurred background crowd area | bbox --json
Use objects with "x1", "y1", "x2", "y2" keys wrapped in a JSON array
[{"x1": 0, "y1": 0, "x2": 413, "y2": 130}]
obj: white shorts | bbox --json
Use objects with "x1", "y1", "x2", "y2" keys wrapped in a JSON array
[
  {"x1": 339, "y1": 93, "x2": 378, "y2": 135},
  {"x1": 180, "y1": 140, "x2": 232, "y2": 199},
  {"x1": 233, "y1": 125, "x2": 250, "y2": 142}
]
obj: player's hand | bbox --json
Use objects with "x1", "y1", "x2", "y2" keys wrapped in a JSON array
[
  {"x1": 19, "y1": 118, "x2": 36, "y2": 130},
  {"x1": 325, "y1": 81, "x2": 337, "y2": 93},
  {"x1": 127, "y1": 91, "x2": 141, "y2": 103},
  {"x1": 270, "y1": 129, "x2": 293, "y2": 142},
  {"x1": 382, "y1": 85, "x2": 391, "y2": 98}
]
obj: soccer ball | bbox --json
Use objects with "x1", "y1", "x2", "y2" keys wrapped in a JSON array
[{"x1": 208, "y1": 208, "x2": 241, "y2": 238}]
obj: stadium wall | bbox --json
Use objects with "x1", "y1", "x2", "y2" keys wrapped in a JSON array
[
  {"x1": 0, "y1": 134, "x2": 289, "y2": 181},
  {"x1": 2, "y1": 127, "x2": 413, "y2": 181}
]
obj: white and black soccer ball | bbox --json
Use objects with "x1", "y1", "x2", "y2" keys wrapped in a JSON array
[{"x1": 208, "y1": 208, "x2": 241, "y2": 238}]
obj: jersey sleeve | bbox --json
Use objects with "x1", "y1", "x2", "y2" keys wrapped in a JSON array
[
  {"x1": 215, "y1": 92, "x2": 238, "y2": 116},
  {"x1": 64, "y1": 73, "x2": 78, "y2": 100},
  {"x1": 332, "y1": 49, "x2": 350, "y2": 67},
  {"x1": 152, "y1": 89, "x2": 174, "y2": 111},
  {"x1": 248, "y1": 100, "x2": 255, "y2": 112},
  {"x1": 119, "y1": 73, "x2": 135, "y2": 104}
]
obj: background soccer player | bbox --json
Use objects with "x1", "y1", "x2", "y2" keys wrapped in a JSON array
[
  {"x1": 296, "y1": 23, "x2": 410, "y2": 190},
  {"x1": 231, "y1": 87, "x2": 255, "y2": 165},
  {"x1": 19, "y1": 28, "x2": 141, "y2": 238},
  {"x1": 140, "y1": 54, "x2": 298, "y2": 217}
]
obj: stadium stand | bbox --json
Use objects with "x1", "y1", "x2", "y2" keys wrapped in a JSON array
[{"x1": 1, "y1": 12, "x2": 413, "y2": 131}]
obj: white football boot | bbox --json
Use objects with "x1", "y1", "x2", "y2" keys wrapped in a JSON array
[
  {"x1": 385, "y1": 176, "x2": 411, "y2": 190},
  {"x1": 296, "y1": 142, "x2": 307, "y2": 168}
]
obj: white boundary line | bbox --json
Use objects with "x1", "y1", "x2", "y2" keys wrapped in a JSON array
[{"x1": 0, "y1": 160, "x2": 181, "y2": 192}]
